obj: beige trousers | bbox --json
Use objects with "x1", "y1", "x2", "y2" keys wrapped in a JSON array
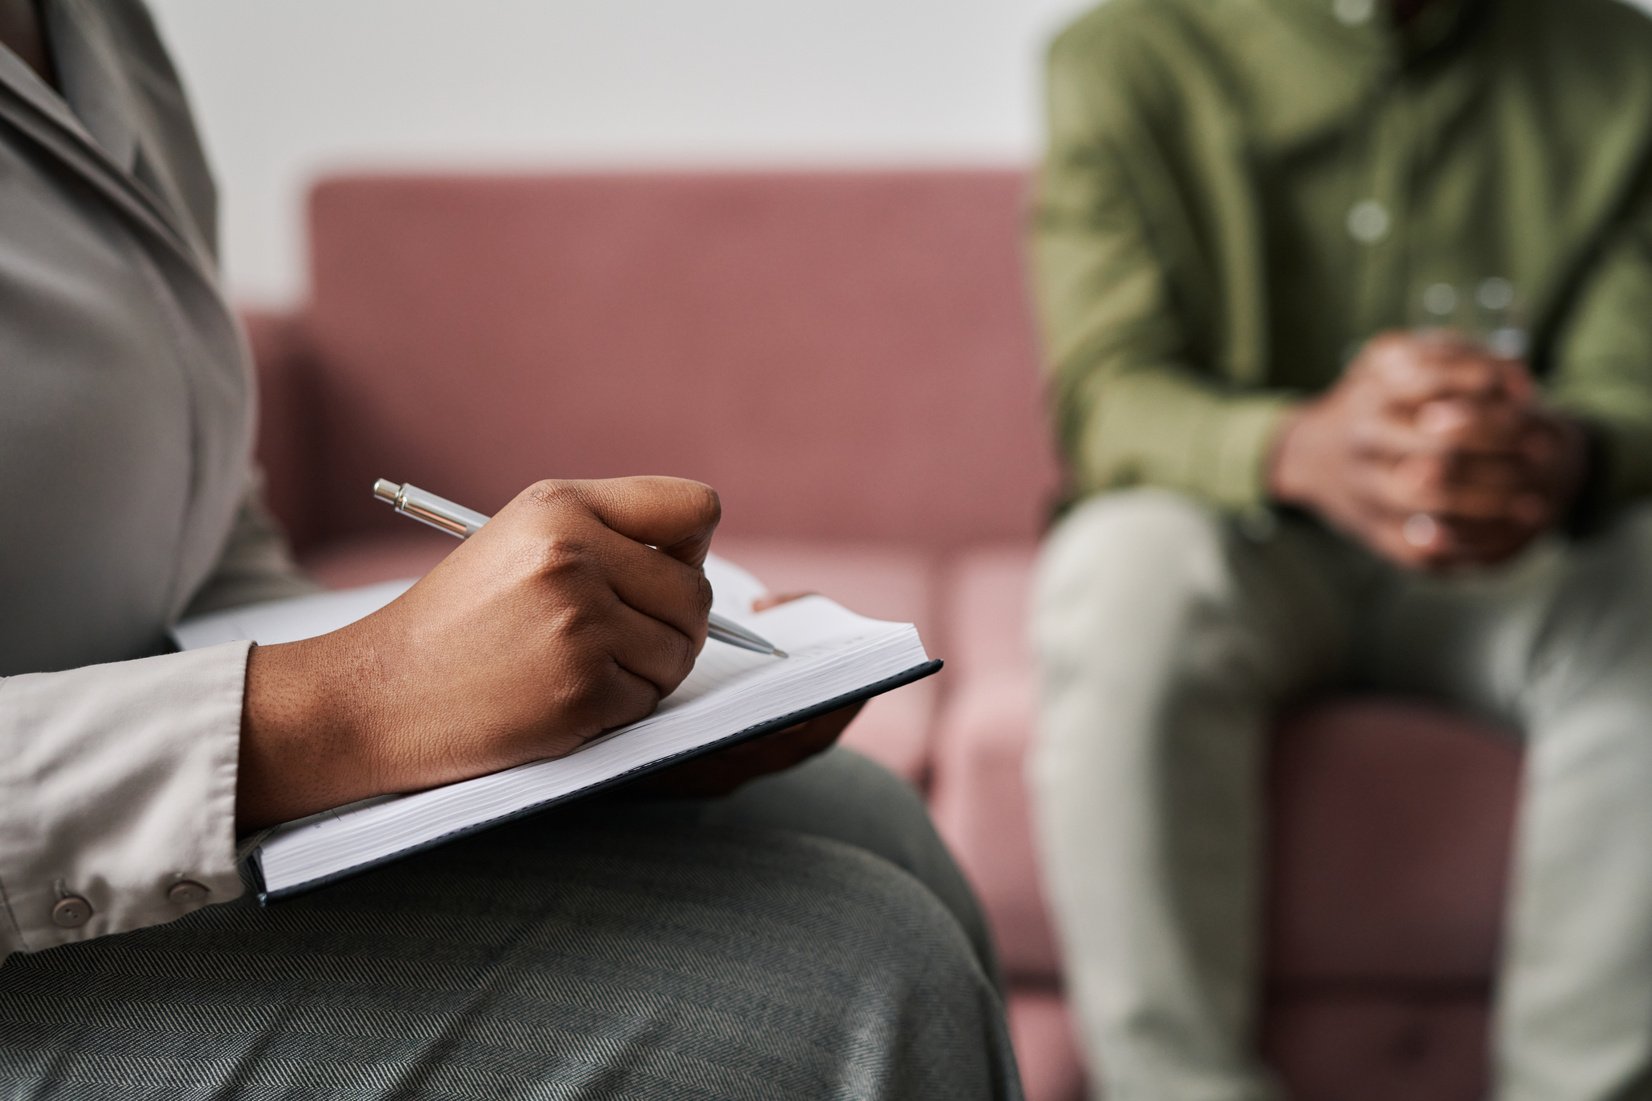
[{"x1": 1031, "y1": 488, "x2": 1652, "y2": 1101}]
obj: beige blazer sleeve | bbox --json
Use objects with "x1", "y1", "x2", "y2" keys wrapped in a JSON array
[
  {"x1": 0, "y1": 644, "x2": 252, "y2": 956},
  {"x1": 0, "y1": 0, "x2": 312, "y2": 958}
]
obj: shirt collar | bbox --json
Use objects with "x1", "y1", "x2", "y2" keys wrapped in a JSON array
[
  {"x1": 1256, "y1": 0, "x2": 1485, "y2": 64},
  {"x1": 1220, "y1": 0, "x2": 1490, "y2": 152}
]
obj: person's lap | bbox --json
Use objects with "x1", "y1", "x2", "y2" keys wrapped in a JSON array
[
  {"x1": 0, "y1": 749, "x2": 1020, "y2": 1101},
  {"x1": 1034, "y1": 490, "x2": 1652, "y2": 1100},
  {"x1": 1041, "y1": 488, "x2": 1652, "y2": 720}
]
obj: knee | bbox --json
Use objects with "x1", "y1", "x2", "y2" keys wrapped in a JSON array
[
  {"x1": 721, "y1": 749, "x2": 937, "y2": 857},
  {"x1": 1030, "y1": 492, "x2": 1280, "y2": 786},
  {"x1": 800, "y1": 840, "x2": 979, "y2": 975},
  {"x1": 788, "y1": 749, "x2": 951, "y2": 871},
  {"x1": 710, "y1": 749, "x2": 983, "y2": 932},
  {"x1": 1530, "y1": 508, "x2": 1652, "y2": 708},
  {"x1": 1042, "y1": 487, "x2": 1222, "y2": 574},
  {"x1": 1032, "y1": 489, "x2": 1236, "y2": 662},
  {"x1": 753, "y1": 839, "x2": 1013, "y2": 1097},
  {"x1": 1036, "y1": 490, "x2": 1229, "y2": 613}
]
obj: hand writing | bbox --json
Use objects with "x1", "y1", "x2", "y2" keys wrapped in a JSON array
[{"x1": 238, "y1": 476, "x2": 722, "y2": 828}]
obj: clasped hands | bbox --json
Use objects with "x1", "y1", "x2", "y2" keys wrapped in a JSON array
[
  {"x1": 1270, "y1": 331, "x2": 1588, "y2": 571},
  {"x1": 238, "y1": 477, "x2": 857, "y2": 829}
]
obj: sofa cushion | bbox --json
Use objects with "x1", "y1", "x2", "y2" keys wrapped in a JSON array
[
  {"x1": 1007, "y1": 987, "x2": 1086, "y2": 1101},
  {"x1": 943, "y1": 544, "x2": 1039, "y2": 675},
  {"x1": 301, "y1": 529, "x2": 453, "y2": 589},
  {"x1": 1267, "y1": 701, "x2": 1519, "y2": 985},
  {"x1": 930, "y1": 666, "x2": 1063, "y2": 980},
  {"x1": 1002, "y1": 983, "x2": 1493, "y2": 1101},
  {"x1": 299, "y1": 533, "x2": 938, "y2": 785},
  {"x1": 296, "y1": 171, "x2": 1059, "y2": 555},
  {"x1": 1262, "y1": 994, "x2": 1490, "y2": 1101}
]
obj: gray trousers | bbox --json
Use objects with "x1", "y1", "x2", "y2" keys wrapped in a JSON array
[
  {"x1": 1031, "y1": 489, "x2": 1652, "y2": 1101},
  {"x1": 0, "y1": 749, "x2": 1022, "y2": 1101}
]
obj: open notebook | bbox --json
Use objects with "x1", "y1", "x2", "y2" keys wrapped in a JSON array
[{"x1": 172, "y1": 556, "x2": 940, "y2": 901}]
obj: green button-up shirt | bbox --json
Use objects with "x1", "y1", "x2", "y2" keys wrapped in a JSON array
[{"x1": 1031, "y1": 0, "x2": 1652, "y2": 515}]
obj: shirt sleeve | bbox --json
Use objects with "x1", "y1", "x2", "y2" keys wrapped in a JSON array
[
  {"x1": 1029, "y1": 34, "x2": 1299, "y2": 512},
  {"x1": 0, "y1": 642, "x2": 251, "y2": 958},
  {"x1": 0, "y1": 476, "x2": 318, "y2": 960},
  {"x1": 1546, "y1": 188, "x2": 1652, "y2": 518}
]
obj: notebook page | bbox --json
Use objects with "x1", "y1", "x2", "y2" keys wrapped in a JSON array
[
  {"x1": 254, "y1": 598, "x2": 925, "y2": 891},
  {"x1": 171, "y1": 579, "x2": 414, "y2": 649},
  {"x1": 702, "y1": 554, "x2": 767, "y2": 617}
]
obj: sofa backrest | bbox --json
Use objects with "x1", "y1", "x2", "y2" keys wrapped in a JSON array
[{"x1": 297, "y1": 169, "x2": 1061, "y2": 552}]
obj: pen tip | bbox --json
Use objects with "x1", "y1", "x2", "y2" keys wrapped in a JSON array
[{"x1": 771, "y1": 649, "x2": 789, "y2": 660}]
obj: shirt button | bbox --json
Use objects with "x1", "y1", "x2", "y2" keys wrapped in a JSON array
[
  {"x1": 1347, "y1": 199, "x2": 1391, "y2": 244},
  {"x1": 1334, "y1": 0, "x2": 1375, "y2": 25},
  {"x1": 51, "y1": 895, "x2": 93, "y2": 928},
  {"x1": 167, "y1": 880, "x2": 211, "y2": 906}
]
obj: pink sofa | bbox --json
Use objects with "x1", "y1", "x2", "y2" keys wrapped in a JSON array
[{"x1": 246, "y1": 169, "x2": 1522, "y2": 1101}]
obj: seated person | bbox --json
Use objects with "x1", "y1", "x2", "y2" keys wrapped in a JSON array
[
  {"x1": 0, "y1": 3, "x2": 1022, "y2": 1098},
  {"x1": 1027, "y1": 0, "x2": 1652, "y2": 1097}
]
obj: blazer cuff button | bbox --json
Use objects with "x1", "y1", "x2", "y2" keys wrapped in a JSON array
[
  {"x1": 167, "y1": 880, "x2": 210, "y2": 906},
  {"x1": 51, "y1": 895, "x2": 93, "y2": 928}
]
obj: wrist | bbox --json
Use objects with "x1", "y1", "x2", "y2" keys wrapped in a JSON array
[
  {"x1": 1265, "y1": 403, "x2": 1319, "y2": 509},
  {"x1": 239, "y1": 635, "x2": 377, "y2": 829}
]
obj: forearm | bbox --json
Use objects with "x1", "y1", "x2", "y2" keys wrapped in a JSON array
[
  {"x1": 1031, "y1": 65, "x2": 1300, "y2": 513},
  {"x1": 1051, "y1": 358, "x2": 1300, "y2": 510}
]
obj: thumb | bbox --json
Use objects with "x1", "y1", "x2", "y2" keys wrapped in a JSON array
[{"x1": 571, "y1": 476, "x2": 722, "y2": 568}]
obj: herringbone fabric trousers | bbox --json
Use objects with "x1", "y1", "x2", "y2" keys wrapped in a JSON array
[{"x1": 0, "y1": 750, "x2": 1021, "y2": 1101}]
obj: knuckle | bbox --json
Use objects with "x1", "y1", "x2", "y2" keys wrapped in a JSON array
[
  {"x1": 693, "y1": 571, "x2": 715, "y2": 619},
  {"x1": 1416, "y1": 456, "x2": 1450, "y2": 488},
  {"x1": 1467, "y1": 358, "x2": 1499, "y2": 382},
  {"x1": 1366, "y1": 332, "x2": 1408, "y2": 369},
  {"x1": 531, "y1": 534, "x2": 591, "y2": 578},
  {"x1": 546, "y1": 597, "x2": 602, "y2": 644},
  {"x1": 614, "y1": 671, "x2": 662, "y2": 724},
  {"x1": 527, "y1": 479, "x2": 581, "y2": 514},
  {"x1": 1351, "y1": 388, "x2": 1390, "y2": 423},
  {"x1": 557, "y1": 660, "x2": 608, "y2": 712},
  {"x1": 670, "y1": 628, "x2": 698, "y2": 679},
  {"x1": 1370, "y1": 469, "x2": 1403, "y2": 508},
  {"x1": 1370, "y1": 331, "x2": 1405, "y2": 355}
]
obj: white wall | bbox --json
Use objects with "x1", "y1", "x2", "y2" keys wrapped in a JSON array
[
  {"x1": 145, "y1": 0, "x2": 1092, "y2": 305},
  {"x1": 148, "y1": 0, "x2": 1652, "y2": 306}
]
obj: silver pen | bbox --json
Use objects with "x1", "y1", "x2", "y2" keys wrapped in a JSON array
[{"x1": 373, "y1": 479, "x2": 786, "y2": 658}]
